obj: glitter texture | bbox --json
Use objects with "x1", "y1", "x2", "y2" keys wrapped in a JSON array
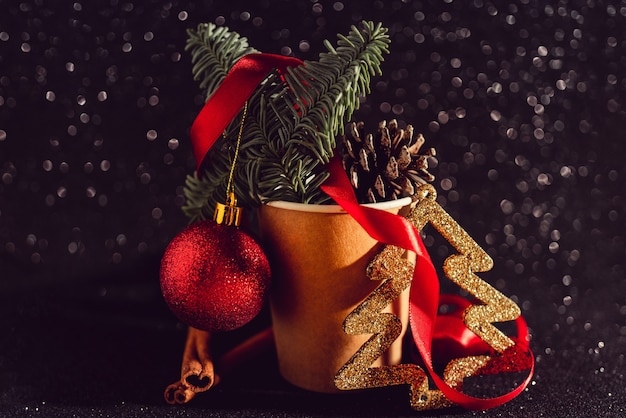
[
  {"x1": 408, "y1": 184, "x2": 519, "y2": 353},
  {"x1": 335, "y1": 232, "x2": 452, "y2": 411},
  {"x1": 444, "y1": 355, "x2": 491, "y2": 390},
  {"x1": 160, "y1": 220, "x2": 271, "y2": 331},
  {"x1": 335, "y1": 183, "x2": 527, "y2": 410}
]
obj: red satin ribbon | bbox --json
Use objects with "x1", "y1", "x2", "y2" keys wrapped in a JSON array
[
  {"x1": 188, "y1": 52, "x2": 534, "y2": 410},
  {"x1": 190, "y1": 53, "x2": 303, "y2": 170},
  {"x1": 432, "y1": 294, "x2": 493, "y2": 364},
  {"x1": 431, "y1": 294, "x2": 532, "y2": 377}
]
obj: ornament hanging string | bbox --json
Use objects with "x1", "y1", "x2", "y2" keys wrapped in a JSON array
[
  {"x1": 188, "y1": 52, "x2": 534, "y2": 410},
  {"x1": 225, "y1": 101, "x2": 248, "y2": 202},
  {"x1": 212, "y1": 101, "x2": 249, "y2": 227}
]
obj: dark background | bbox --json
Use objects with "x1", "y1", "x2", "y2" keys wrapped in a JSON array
[{"x1": 1, "y1": 0, "x2": 625, "y2": 417}]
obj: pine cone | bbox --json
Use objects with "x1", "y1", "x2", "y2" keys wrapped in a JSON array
[{"x1": 341, "y1": 119, "x2": 436, "y2": 203}]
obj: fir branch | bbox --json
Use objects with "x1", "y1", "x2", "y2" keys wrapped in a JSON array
[
  {"x1": 182, "y1": 21, "x2": 390, "y2": 220},
  {"x1": 185, "y1": 23, "x2": 258, "y2": 99},
  {"x1": 181, "y1": 171, "x2": 215, "y2": 223},
  {"x1": 181, "y1": 23, "x2": 258, "y2": 221},
  {"x1": 255, "y1": 21, "x2": 390, "y2": 203}
]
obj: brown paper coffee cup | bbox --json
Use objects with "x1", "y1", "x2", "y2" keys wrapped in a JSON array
[{"x1": 258, "y1": 198, "x2": 411, "y2": 393}]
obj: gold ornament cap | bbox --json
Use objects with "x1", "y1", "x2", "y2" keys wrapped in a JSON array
[{"x1": 213, "y1": 192, "x2": 242, "y2": 226}]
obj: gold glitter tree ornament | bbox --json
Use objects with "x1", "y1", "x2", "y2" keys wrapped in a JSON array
[
  {"x1": 407, "y1": 184, "x2": 520, "y2": 353},
  {"x1": 334, "y1": 183, "x2": 529, "y2": 411}
]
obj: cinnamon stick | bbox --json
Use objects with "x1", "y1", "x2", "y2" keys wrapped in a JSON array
[
  {"x1": 164, "y1": 326, "x2": 274, "y2": 404},
  {"x1": 164, "y1": 327, "x2": 214, "y2": 404}
]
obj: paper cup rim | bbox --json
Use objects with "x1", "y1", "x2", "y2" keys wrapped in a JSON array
[{"x1": 264, "y1": 196, "x2": 413, "y2": 213}]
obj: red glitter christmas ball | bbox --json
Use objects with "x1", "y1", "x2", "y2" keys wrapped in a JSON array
[{"x1": 160, "y1": 220, "x2": 271, "y2": 332}]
